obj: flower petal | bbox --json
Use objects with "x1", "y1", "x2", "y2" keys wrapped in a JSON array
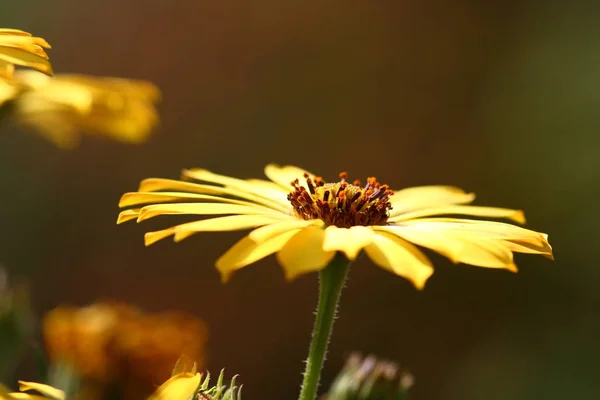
[
  {"x1": 395, "y1": 218, "x2": 548, "y2": 244},
  {"x1": 264, "y1": 163, "x2": 317, "y2": 191},
  {"x1": 119, "y1": 191, "x2": 254, "y2": 208},
  {"x1": 389, "y1": 205, "x2": 526, "y2": 224},
  {"x1": 116, "y1": 208, "x2": 141, "y2": 224},
  {"x1": 5, "y1": 394, "x2": 54, "y2": 399},
  {"x1": 248, "y1": 219, "x2": 323, "y2": 242},
  {"x1": 388, "y1": 186, "x2": 475, "y2": 216},
  {"x1": 148, "y1": 373, "x2": 201, "y2": 400},
  {"x1": 245, "y1": 179, "x2": 290, "y2": 194},
  {"x1": 182, "y1": 169, "x2": 290, "y2": 208},
  {"x1": 17, "y1": 382, "x2": 65, "y2": 400},
  {"x1": 0, "y1": 36, "x2": 50, "y2": 58},
  {"x1": 277, "y1": 226, "x2": 335, "y2": 280},
  {"x1": 144, "y1": 214, "x2": 292, "y2": 245},
  {"x1": 501, "y1": 238, "x2": 554, "y2": 259},
  {"x1": 0, "y1": 29, "x2": 31, "y2": 36},
  {"x1": 136, "y1": 203, "x2": 282, "y2": 222},
  {"x1": 365, "y1": 231, "x2": 434, "y2": 289},
  {"x1": 375, "y1": 226, "x2": 517, "y2": 271},
  {"x1": 322, "y1": 225, "x2": 375, "y2": 260},
  {"x1": 0, "y1": 46, "x2": 53, "y2": 75},
  {"x1": 216, "y1": 229, "x2": 302, "y2": 282},
  {"x1": 138, "y1": 178, "x2": 290, "y2": 213}
]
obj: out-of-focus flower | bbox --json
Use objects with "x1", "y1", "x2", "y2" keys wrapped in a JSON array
[
  {"x1": 0, "y1": 29, "x2": 52, "y2": 80},
  {"x1": 323, "y1": 353, "x2": 413, "y2": 400},
  {"x1": 42, "y1": 301, "x2": 207, "y2": 398},
  {"x1": 118, "y1": 164, "x2": 553, "y2": 288},
  {"x1": 9, "y1": 71, "x2": 160, "y2": 148},
  {"x1": 1, "y1": 370, "x2": 241, "y2": 400}
]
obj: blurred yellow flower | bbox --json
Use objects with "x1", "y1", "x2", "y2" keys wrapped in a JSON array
[
  {"x1": 1, "y1": 374, "x2": 199, "y2": 400},
  {"x1": 0, "y1": 29, "x2": 52, "y2": 80},
  {"x1": 9, "y1": 71, "x2": 160, "y2": 148},
  {"x1": 118, "y1": 164, "x2": 553, "y2": 288}
]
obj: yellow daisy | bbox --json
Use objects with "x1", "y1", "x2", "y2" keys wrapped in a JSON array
[
  {"x1": 0, "y1": 29, "x2": 52, "y2": 80},
  {"x1": 117, "y1": 164, "x2": 552, "y2": 289},
  {"x1": 9, "y1": 70, "x2": 160, "y2": 148}
]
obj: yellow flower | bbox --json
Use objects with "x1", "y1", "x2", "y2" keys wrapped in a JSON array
[
  {"x1": 0, "y1": 29, "x2": 52, "y2": 80},
  {"x1": 118, "y1": 164, "x2": 553, "y2": 289},
  {"x1": 1, "y1": 374, "x2": 200, "y2": 400},
  {"x1": 9, "y1": 71, "x2": 160, "y2": 148}
]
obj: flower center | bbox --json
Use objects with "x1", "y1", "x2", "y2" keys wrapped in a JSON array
[{"x1": 287, "y1": 172, "x2": 394, "y2": 228}]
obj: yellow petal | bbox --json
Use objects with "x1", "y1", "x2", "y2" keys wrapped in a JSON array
[
  {"x1": 245, "y1": 178, "x2": 290, "y2": 194},
  {"x1": 17, "y1": 382, "x2": 65, "y2": 400},
  {"x1": 365, "y1": 231, "x2": 434, "y2": 289},
  {"x1": 136, "y1": 203, "x2": 282, "y2": 222},
  {"x1": 144, "y1": 228, "x2": 176, "y2": 246},
  {"x1": 216, "y1": 229, "x2": 301, "y2": 282},
  {"x1": 322, "y1": 225, "x2": 375, "y2": 260},
  {"x1": 389, "y1": 186, "x2": 475, "y2": 216},
  {"x1": 5, "y1": 394, "x2": 54, "y2": 399},
  {"x1": 175, "y1": 214, "x2": 290, "y2": 242},
  {"x1": 248, "y1": 219, "x2": 323, "y2": 242},
  {"x1": 139, "y1": 177, "x2": 290, "y2": 213},
  {"x1": 502, "y1": 238, "x2": 554, "y2": 259},
  {"x1": 263, "y1": 163, "x2": 318, "y2": 191},
  {"x1": 277, "y1": 226, "x2": 335, "y2": 280},
  {"x1": 0, "y1": 60, "x2": 15, "y2": 79},
  {"x1": 375, "y1": 226, "x2": 516, "y2": 271},
  {"x1": 182, "y1": 168, "x2": 290, "y2": 208},
  {"x1": 389, "y1": 205, "x2": 526, "y2": 224},
  {"x1": 0, "y1": 29, "x2": 31, "y2": 36},
  {"x1": 148, "y1": 372, "x2": 200, "y2": 400},
  {"x1": 117, "y1": 208, "x2": 141, "y2": 224},
  {"x1": 143, "y1": 214, "x2": 290, "y2": 244},
  {"x1": 0, "y1": 37, "x2": 50, "y2": 57},
  {"x1": 119, "y1": 191, "x2": 253, "y2": 208},
  {"x1": 0, "y1": 46, "x2": 52, "y2": 75},
  {"x1": 396, "y1": 218, "x2": 548, "y2": 244}
]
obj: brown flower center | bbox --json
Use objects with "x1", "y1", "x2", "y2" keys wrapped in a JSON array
[{"x1": 287, "y1": 172, "x2": 394, "y2": 228}]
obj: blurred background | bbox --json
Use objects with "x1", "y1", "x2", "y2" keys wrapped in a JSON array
[{"x1": 1, "y1": 0, "x2": 600, "y2": 399}]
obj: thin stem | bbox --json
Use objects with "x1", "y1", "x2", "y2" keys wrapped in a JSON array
[{"x1": 298, "y1": 253, "x2": 351, "y2": 400}]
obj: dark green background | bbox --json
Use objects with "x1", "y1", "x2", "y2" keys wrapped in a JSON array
[{"x1": 1, "y1": 1, "x2": 599, "y2": 399}]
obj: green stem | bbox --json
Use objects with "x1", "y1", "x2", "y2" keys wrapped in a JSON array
[{"x1": 298, "y1": 253, "x2": 351, "y2": 400}]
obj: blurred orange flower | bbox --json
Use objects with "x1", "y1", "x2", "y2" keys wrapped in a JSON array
[{"x1": 43, "y1": 301, "x2": 207, "y2": 398}]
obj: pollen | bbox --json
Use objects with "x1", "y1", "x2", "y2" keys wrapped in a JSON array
[{"x1": 287, "y1": 172, "x2": 394, "y2": 228}]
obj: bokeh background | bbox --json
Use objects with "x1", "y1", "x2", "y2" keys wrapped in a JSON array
[{"x1": 2, "y1": 1, "x2": 600, "y2": 399}]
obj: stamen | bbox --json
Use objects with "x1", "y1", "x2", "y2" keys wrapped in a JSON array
[{"x1": 288, "y1": 171, "x2": 393, "y2": 228}]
